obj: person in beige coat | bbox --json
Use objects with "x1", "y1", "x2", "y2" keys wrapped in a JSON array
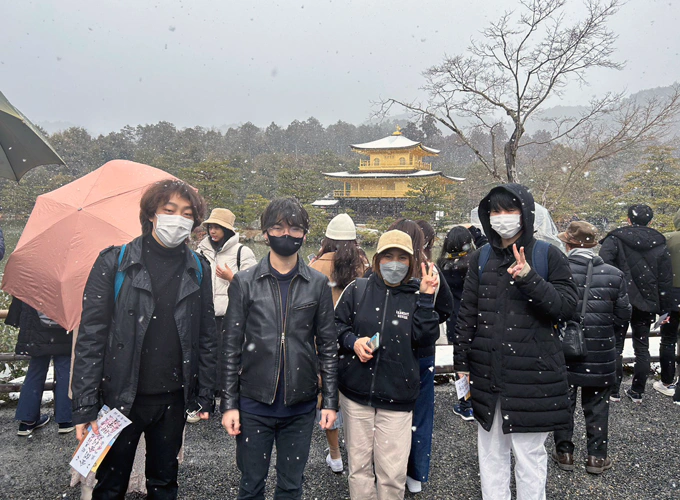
[
  {"x1": 196, "y1": 208, "x2": 256, "y2": 422},
  {"x1": 310, "y1": 213, "x2": 368, "y2": 473}
]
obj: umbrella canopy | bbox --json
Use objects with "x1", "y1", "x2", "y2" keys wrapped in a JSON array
[
  {"x1": 1, "y1": 160, "x2": 181, "y2": 330},
  {"x1": 0, "y1": 90, "x2": 66, "y2": 181}
]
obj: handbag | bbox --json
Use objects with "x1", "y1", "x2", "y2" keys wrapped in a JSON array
[{"x1": 559, "y1": 260, "x2": 592, "y2": 360}]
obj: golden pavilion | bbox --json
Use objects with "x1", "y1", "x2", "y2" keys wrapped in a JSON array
[{"x1": 316, "y1": 127, "x2": 463, "y2": 219}]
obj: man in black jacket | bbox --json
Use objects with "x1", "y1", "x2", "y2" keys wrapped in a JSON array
[
  {"x1": 599, "y1": 204, "x2": 673, "y2": 403},
  {"x1": 71, "y1": 180, "x2": 217, "y2": 499},
  {"x1": 221, "y1": 198, "x2": 337, "y2": 500},
  {"x1": 454, "y1": 184, "x2": 577, "y2": 500},
  {"x1": 552, "y1": 221, "x2": 631, "y2": 475}
]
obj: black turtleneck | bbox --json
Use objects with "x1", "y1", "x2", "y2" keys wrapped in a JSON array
[{"x1": 136, "y1": 235, "x2": 185, "y2": 402}]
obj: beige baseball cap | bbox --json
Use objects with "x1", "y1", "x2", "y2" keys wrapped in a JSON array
[{"x1": 376, "y1": 229, "x2": 414, "y2": 255}]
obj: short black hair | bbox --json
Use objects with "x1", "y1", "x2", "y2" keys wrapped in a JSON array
[
  {"x1": 139, "y1": 179, "x2": 207, "y2": 236},
  {"x1": 261, "y1": 198, "x2": 310, "y2": 233},
  {"x1": 628, "y1": 204, "x2": 654, "y2": 226},
  {"x1": 488, "y1": 189, "x2": 522, "y2": 213}
]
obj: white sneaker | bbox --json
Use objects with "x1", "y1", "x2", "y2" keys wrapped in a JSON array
[
  {"x1": 653, "y1": 380, "x2": 677, "y2": 397},
  {"x1": 325, "y1": 453, "x2": 343, "y2": 472},
  {"x1": 406, "y1": 476, "x2": 422, "y2": 493},
  {"x1": 186, "y1": 410, "x2": 201, "y2": 423}
]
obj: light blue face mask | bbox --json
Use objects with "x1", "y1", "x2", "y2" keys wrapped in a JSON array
[{"x1": 380, "y1": 261, "x2": 409, "y2": 285}]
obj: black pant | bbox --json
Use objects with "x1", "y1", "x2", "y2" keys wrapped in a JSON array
[
  {"x1": 554, "y1": 385, "x2": 612, "y2": 458},
  {"x1": 235, "y1": 409, "x2": 316, "y2": 500},
  {"x1": 614, "y1": 307, "x2": 655, "y2": 394},
  {"x1": 215, "y1": 315, "x2": 224, "y2": 393},
  {"x1": 659, "y1": 310, "x2": 680, "y2": 384},
  {"x1": 93, "y1": 398, "x2": 186, "y2": 500}
]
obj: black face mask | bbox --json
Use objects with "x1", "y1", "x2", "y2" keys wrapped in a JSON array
[{"x1": 267, "y1": 234, "x2": 304, "y2": 257}]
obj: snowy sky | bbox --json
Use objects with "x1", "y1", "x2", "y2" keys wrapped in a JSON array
[{"x1": 2, "y1": 0, "x2": 679, "y2": 134}]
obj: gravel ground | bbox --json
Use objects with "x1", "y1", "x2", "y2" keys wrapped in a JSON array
[{"x1": 1, "y1": 376, "x2": 679, "y2": 500}]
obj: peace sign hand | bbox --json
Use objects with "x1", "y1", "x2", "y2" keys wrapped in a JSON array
[
  {"x1": 507, "y1": 244, "x2": 526, "y2": 279},
  {"x1": 420, "y1": 262, "x2": 439, "y2": 294}
]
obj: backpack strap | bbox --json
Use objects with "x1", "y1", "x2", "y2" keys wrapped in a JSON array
[
  {"x1": 477, "y1": 244, "x2": 492, "y2": 281},
  {"x1": 114, "y1": 244, "x2": 203, "y2": 302},
  {"x1": 114, "y1": 244, "x2": 127, "y2": 302},
  {"x1": 236, "y1": 244, "x2": 243, "y2": 271},
  {"x1": 476, "y1": 240, "x2": 550, "y2": 281},
  {"x1": 353, "y1": 278, "x2": 369, "y2": 318},
  {"x1": 190, "y1": 249, "x2": 203, "y2": 285},
  {"x1": 531, "y1": 240, "x2": 551, "y2": 281}
]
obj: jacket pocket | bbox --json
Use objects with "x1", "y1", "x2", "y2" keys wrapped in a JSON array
[
  {"x1": 293, "y1": 301, "x2": 318, "y2": 310},
  {"x1": 339, "y1": 354, "x2": 372, "y2": 395},
  {"x1": 375, "y1": 359, "x2": 419, "y2": 403}
]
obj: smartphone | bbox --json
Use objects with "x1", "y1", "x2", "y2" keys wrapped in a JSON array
[{"x1": 367, "y1": 332, "x2": 380, "y2": 352}]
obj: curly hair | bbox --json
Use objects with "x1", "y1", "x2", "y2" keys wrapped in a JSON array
[{"x1": 139, "y1": 179, "x2": 207, "y2": 236}]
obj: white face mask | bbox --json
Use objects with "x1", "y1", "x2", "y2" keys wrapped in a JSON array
[
  {"x1": 490, "y1": 214, "x2": 522, "y2": 240},
  {"x1": 154, "y1": 213, "x2": 194, "y2": 248}
]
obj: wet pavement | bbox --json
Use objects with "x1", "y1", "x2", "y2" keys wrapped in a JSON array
[{"x1": 1, "y1": 376, "x2": 679, "y2": 499}]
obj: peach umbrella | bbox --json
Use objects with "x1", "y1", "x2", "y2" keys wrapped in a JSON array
[{"x1": 1, "y1": 160, "x2": 181, "y2": 330}]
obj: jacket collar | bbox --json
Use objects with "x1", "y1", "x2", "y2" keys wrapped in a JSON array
[
  {"x1": 253, "y1": 252, "x2": 312, "y2": 282},
  {"x1": 119, "y1": 235, "x2": 200, "y2": 276},
  {"x1": 197, "y1": 233, "x2": 240, "y2": 255}
]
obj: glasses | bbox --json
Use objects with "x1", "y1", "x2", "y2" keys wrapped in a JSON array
[{"x1": 268, "y1": 224, "x2": 306, "y2": 238}]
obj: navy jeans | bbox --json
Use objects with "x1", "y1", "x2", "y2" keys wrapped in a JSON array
[
  {"x1": 236, "y1": 409, "x2": 316, "y2": 500},
  {"x1": 614, "y1": 307, "x2": 655, "y2": 395},
  {"x1": 407, "y1": 355, "x2": 435, "y2": 483},
  {"x1": 15, "y1": 354, "x2": 72, "y2": 424}
]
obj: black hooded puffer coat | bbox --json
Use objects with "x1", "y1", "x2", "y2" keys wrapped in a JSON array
[
  {"x1": 599, "y1": 225, "x2": 673, "y2": 313},
  {"x1": 565, "y1": 253, "x2": 631, "y2": 387},
  {"x1": 454, "y1": 184, "x2": 578, "y2": 433}
]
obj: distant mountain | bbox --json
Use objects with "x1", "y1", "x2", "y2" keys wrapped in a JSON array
[{"x1": 527, "y1": 84, "x2": 679, "y2": 134}]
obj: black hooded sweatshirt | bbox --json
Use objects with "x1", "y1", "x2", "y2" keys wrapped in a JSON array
[
  {"x1": 336, "y1": 273, "x2": 440, "y2": 412},
  {"x1": 454, "y1": 184, "x2": 578, "y2": 433},
  {"x1": 599, "y1": 225, "x2": 673, "y2": 314}
]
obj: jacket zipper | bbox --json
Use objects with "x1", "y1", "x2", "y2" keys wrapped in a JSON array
[
  {"x1": 271, "y1": 275, "x2": 298, "y2": 404},
  {"x1": 368, "y1": 288, "x2": 390, "y2": 405},
  {"x1": 282, "y1": 276, "x2": 297, "y2": 405}
]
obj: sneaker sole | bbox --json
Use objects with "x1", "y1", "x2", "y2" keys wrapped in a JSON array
[
  {"x1": 326, "y1": 459, "x2": 344, "y2": 473},
  {"x1": 18, "y1": 416, "x2": 51, "y2": 436},
  {"x1": 609, "y1": 396, "x2": 621, "y2": 402},
  {"x1": 453, "y1": 410, "x2": 475, "y2": 422},
  {"x1": 58, "y1": 427, "x2": 75, "y2": 434},
  {"x1": 653, "y1": 385, "x2": 676, "y2": 397}
]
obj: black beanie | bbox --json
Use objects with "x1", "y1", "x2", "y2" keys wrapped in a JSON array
[{"x1": 628, "y1": 204, "x2": 654, "y2": 226}]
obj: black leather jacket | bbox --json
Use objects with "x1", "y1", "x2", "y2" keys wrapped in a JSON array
[
  {"x1": 71, "y1": 236, "x2": 218, "y2": 424},
  {"x1": 220, "y1": 255, "x2": 338, "y2": 412}
]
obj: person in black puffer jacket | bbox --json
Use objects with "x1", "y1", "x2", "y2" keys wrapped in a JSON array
[
  {"x1": 599, "y1": 204, "x2": 673, "y2": 402},
  {"x1": 437, "y1": 225, "x2": 477, "y2": 422},
  {"x1": 551, "y1": 222, "x2": 631, "y2": 475},
  {"x1": 7, "y1": 297, "x2": 73, "y2": 435},
  {"x1": 454, "y1": 184, "x2": 577, "y2": 500},
  {"x1": 336, "y1": 229, "x2": 440, "y2": 500}
]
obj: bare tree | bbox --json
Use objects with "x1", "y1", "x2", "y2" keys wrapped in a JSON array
[{"x1": 380, "y1": 0, "x2": 680, "y2": 183}]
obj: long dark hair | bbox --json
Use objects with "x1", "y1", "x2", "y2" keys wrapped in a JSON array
[
  {"x1": 416, "y1": 220, "x2": 436, "y2": 261},
  {"x1": 437, "y1": 226, "x2": 475, "y2": 274},
  {"x1": 316, "y1": 237, "x2": 368, "y2": 289},
  {"x1": 388, "y1": 218, "x2": 426, "y2": 276}
]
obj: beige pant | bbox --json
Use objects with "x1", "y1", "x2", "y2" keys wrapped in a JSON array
[{"x1": 340, "y1": 393, "x2": 413, "y2": 500}]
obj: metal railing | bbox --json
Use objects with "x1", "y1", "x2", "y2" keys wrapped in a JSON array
[{"x1": 358, "y1": 160, "x2": 429, "y2": 170}]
